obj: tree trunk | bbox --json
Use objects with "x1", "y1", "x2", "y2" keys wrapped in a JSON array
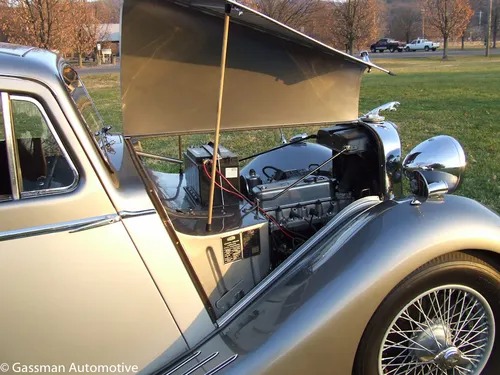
[
  {"x1": 461, "y1": 35, "x2": 465, "y2": 50},
  {"x1": 78, "y1": 54, "x2": 83, "y2": 68},
  {"x1": 443, "y1": 36, "x2": 448, "y2": 59},
  {"x1": 347, "y1": 34, "x2": 354, "y2": 55}
]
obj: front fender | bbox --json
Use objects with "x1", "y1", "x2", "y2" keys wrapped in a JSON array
[{"x1": 217, "y1": 195, "x2": 500, "y2": 375}]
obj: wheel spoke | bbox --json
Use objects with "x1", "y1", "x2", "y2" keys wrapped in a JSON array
[
  {"x1": 450, "y1": 292, "x2": 470, "y2": 333},
  {"x1": 383, "y1": 353, "x2": 413, "y2": 375},
  {"x1": 461, "y1": 343, "x2": 486, "y2": 354},
  {"x1": 456, "y1": 324, "x2": 488, "y2": 349},
  {"x1": 445, "y1": 289, "x2": 455, "y2": 326},
  {"x1": 378, "y1": 285, "x2": 495, "y2": 375},
  {"x1": 430, "y1": 290, "x2": 446, "y2": 328},
  {"x1": 390, "y1": 323, "x2": 437, "y2": 355},
  {"x1": 455, "y1": 365, "x2": 473, "y2": 373},
  {"x1": 455, "y1": 367, "x2": 469, "y2": 375},
  {"x1": 454, "y1": 299, "x2": 479, "y2": 341},
  {"x1": 415, "y1": 299, "x2": 443, "y2": 349}
]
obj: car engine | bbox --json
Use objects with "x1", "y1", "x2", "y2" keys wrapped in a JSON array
[
  {"x1": 238, "y1": 124, "x2": 379, "y2": 266},
  {"x1": 178, "y1": 123, "x2": 380, "y2": 268}
]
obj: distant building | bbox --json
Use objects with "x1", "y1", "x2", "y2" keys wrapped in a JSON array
[{"x1": 98, "y1": 23, "x2": 120, "y2": 55}]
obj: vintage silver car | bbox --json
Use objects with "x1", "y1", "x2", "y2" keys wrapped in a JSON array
[{"x1": 1, "y1": 0, "x2": 500, "y2": 374}]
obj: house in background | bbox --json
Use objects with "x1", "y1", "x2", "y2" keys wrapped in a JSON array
[{"x1": 98, "y1": 23, "x2": 120, "y2": 56}]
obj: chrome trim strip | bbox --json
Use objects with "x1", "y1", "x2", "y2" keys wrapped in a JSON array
[
  {"x1": 10, "y1": 95, "x2": 80, "y2": 199},
  {"x1": 2, "y1": 92, "x2": 21, "y2": 200},
  {"x1": 162, "y1": 351, "x2": 201, "y2": 375},
  {"x1": 204, "y1": 354, "x2": 238, "y2": 375},
  {"x1": 119, "y1": 209, "x2": 156, "y2": 219},
  {"x1": 0, "y1": 214, "x2": 120, "y2": 242},
  {"x1": 69, "y1": 215, "x2": 121, "y2": 233},
  {"x1": 217, "y1": 195, "x2": 382, "y2": 327},
  {"x1": 182, "y1": 352, "x2": 219, "y2": 375}
]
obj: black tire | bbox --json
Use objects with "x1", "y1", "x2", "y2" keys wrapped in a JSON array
[
  {"x1": 379, "y1": 49, "x2": 384, "y2": 53},
  {"x1": 432, "y1": 48, "x2": 437, "y2": 51},
  {"x1": 354, "y1": 252, "x2": 500, "y2": 375},
  {"x1": 398, "y1": 48, "x2": 403, "y2": 53},
  {"x1": 371, "y1": 48, "x2": 376, "y2": 53},
  {"x1": 390, "y1": 48, "x2": 395, "y2": 53},
  {"x1": 425, "y1": 46, "x2": 430, "y2": 51},
  {"x1": 405, "y1": 47, "x2": 410, "y2": 52}
]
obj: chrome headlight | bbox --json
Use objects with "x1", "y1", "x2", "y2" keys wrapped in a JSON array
[{"x1": 403, "y1": 135, "x2": 466, "y2": 199}]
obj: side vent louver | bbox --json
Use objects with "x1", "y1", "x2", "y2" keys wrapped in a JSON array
[{"x1": 162, "y1": 351, "x2": 238, "y2": 375}]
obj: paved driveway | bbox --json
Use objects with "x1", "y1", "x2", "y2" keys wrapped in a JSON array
[{"x1": 75, "y1": 65, "x2": 120, "y2": 75}]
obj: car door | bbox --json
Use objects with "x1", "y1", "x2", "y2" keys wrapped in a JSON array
[{"x1": 0, "y1": 79, "x2": 187, "y2": 372}]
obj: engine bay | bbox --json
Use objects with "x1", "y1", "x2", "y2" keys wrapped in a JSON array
[{"x1": 142, "y1": 122, "x2": 382, "y2": 317}]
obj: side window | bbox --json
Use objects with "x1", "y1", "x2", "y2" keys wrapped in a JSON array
[
  {"x1": 0, "y1": 97, "x2": 12, "y2": 201},
  {"x1": 10, "y1": 96, "x2": 77, "y2": 197}
]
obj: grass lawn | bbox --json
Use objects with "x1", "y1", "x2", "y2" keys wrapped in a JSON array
[{"x1": 81, "y1": 55, "x2": 500, "y2": 212}]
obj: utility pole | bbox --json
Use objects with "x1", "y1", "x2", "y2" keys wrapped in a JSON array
[
  {"x1": 479, "y1": 10, "x2": 482, "y2": 26},
  {"x1": 486, "y1": 0, "x2": 493, "y2": 56}
]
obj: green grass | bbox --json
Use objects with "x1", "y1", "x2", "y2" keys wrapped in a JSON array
[{"x1": 81, "y1": 55, "x2": 500, "y2": 212}]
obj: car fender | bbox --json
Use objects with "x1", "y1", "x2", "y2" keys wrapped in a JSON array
[{"x1": 211, "y1": 195, "x2": 500, "y2": 375}]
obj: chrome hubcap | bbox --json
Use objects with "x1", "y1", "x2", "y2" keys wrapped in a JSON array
[{"x1": 378, "y1": 285, "x2": 495, "y2": 375}]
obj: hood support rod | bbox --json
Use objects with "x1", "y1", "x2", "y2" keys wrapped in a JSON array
[{"x1": 206, "y1": 3, "x2": 232, "y2": 232}]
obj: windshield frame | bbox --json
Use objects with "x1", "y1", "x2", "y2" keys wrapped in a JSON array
[{"x1": 60, "y1": 64, "x2": 114, "y2": 166}]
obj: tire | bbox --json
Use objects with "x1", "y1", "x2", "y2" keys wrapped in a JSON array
[
  {"x1": 379, "y1": 49, "x2": 384, "y2": 53},
  {"x1": 405, "y1": 47, "x2": 410, "y2": 52},
  {"x1": 390, "y1": 48, "x2": 395, "y2": 53},
  {"x1": 371, "y1": 48, "x2": 376, "y2": 53},
  {"x1": 398, "y1": 48, "x2": 403, "y2": 53},
  {"x1": 354, "y1": 252, "x2": 500, "y2": 375},
  {"x1": 425, "y1": 46, "x2": 430, "y2": 51},
  {"x1": 432, "y1": 48, "x2": 437, "y2": 51}
]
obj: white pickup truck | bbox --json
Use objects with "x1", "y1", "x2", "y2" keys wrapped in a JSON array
[{"x1": 404, "y1": 38, "x2": 440, "y2": 52}]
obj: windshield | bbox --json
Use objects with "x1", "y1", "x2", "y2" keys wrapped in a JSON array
[{"x1": 62, "y1": 65, "x2": 111, "y2": 162}]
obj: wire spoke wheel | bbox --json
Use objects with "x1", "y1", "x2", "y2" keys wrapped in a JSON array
[{"x1": 378, "y1": 285, "x2": 495, "y2": 375}]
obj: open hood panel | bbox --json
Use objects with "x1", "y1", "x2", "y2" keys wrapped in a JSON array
[{"x1": 121, "y1": 0, "x2": 385, "y2": 137}]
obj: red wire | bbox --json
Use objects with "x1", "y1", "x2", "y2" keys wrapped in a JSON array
[
  {"x1": 203, "y1": 161, "x2": 295, "y2": 240},
  {"x1": 202, "y1": 162, "x2": 247, "y2": 201}
]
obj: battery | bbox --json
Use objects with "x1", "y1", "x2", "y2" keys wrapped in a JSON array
[{"x1": 183, "y1": 144, "x2": 240, "y2": 207}]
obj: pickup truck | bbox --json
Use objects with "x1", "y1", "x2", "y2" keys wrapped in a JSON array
[
  {"x1": 404, "y1": 38, "x2": 440, "y2": 51},
  {"x1": 370, "y1": 38, "x2": 405, "y2": 53}
]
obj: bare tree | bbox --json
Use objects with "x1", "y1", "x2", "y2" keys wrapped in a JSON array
[
  {"x1": 99, "y1": 0, "x2": 120, "y2": 23},
  {"x1": 423, "y1": 0, "x2": 474, "y2": 59},
  {"x1": 242, "y1": 0, "x2": 321, "y2": 30},
  {"x1": 390, "y1": 2, "x2": 421, "y2": 43},
  {"x1": 69, "y1": 0, "x2": 110, "y2": 67},
  {"x1": 329, "y1": 0, "x2": 382, "y2": 55},
  {"x1": 0, "y1": 0, "x2": 9, "y2": 42},
  {"x1": 1, "y1": 0, "x2": 73, "y2": 53}
]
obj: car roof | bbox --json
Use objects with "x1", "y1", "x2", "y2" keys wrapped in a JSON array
[{"x1": 0, "y1": 43, "x2": 64, "y2": 89}]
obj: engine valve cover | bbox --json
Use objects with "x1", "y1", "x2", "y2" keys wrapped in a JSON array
[{"x1": 253, "y1": 176, "x2": 336, "y2": 210}]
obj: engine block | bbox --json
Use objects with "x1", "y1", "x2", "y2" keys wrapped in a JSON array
[{"x1": 252, "y1": 175, "x2": 353, "y2": 231}]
